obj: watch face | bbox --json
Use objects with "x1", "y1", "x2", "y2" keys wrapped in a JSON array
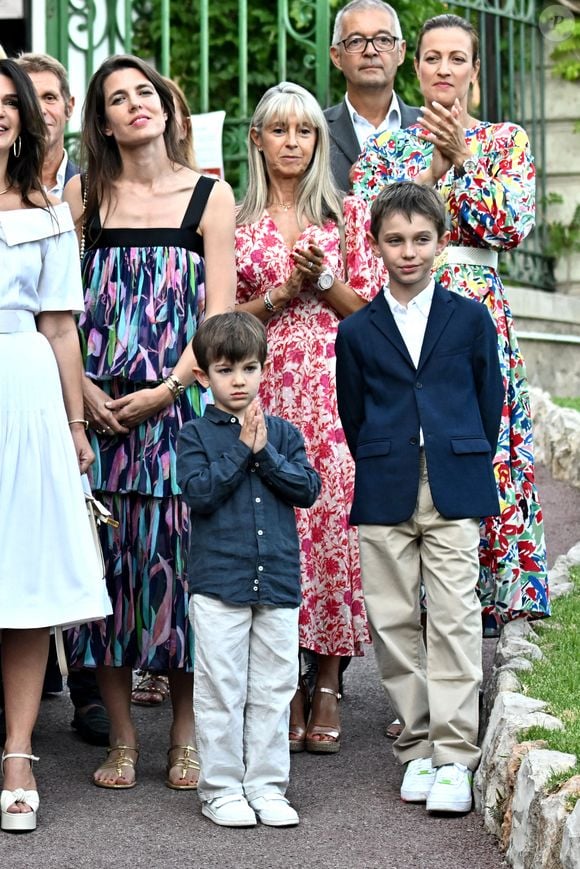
[{"x1": 317, "y1": 270, "x2": 334, "y2": 291}]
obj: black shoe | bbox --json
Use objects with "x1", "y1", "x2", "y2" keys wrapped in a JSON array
[{"x1": 71, "y1": 703, "x2": 110, "y2": 746}]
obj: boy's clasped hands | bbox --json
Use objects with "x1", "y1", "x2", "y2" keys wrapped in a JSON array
[{"x1": 239, "y1": 398, "x2": 267, "y2": 453}]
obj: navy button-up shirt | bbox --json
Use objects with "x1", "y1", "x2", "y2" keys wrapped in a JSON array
[{"x1": 177, "y1": 406, "x2": 321, "y2": 607}]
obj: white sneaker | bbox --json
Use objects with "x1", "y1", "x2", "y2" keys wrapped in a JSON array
[
  {"x1": 249, "y1": 793, "x2": 299, "y2": 827},
  {"x1": 202, "y1": 794, "x2": 257, "y2": 827},
  {"x1": 426, "y1": 763, "x2": 473, "y2": 813},
  {"x1": 400, "y1": 757, "x2": 436, "y2": 802}
]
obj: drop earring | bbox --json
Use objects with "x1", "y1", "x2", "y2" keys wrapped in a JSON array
[{"x1": 13, "y1": 136, "x2": 22, "y2": 158}]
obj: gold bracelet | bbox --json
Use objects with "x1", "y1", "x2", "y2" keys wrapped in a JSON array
[
  {"x1": 163, "y1": 373, "x2": 185, "y2": 399},
  {"x1": 68, "y1": 418, "x2": 89, "y2": 430}
]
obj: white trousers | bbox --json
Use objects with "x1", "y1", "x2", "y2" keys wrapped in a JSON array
[{"x1": 191, "y1": 594, "x2": 299, "y2": 802}]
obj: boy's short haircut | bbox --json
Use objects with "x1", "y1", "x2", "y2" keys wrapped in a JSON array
[
  {"x1": 193, "y1": 311, "x2": 268, "y2": 372},
  {"x1": 370, "y1": 181, "x2": 447, "y2": 241}
]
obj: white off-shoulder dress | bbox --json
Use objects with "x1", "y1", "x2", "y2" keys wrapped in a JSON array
[{"x1": 0, "y1": 203, "x2": 112, "y2": 629}]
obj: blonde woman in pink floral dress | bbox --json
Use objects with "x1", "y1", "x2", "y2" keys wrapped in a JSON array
[
  {"x1": 235, "y1": 82, "x2": 385, "y2": 754},
  {"x1": 351, "y1": 14, "x2": 549, "y2": 636}
]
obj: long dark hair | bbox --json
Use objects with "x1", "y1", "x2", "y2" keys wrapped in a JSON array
[
  {"x1": 81, "y1": 54, "x2": 187, "y2": 234},
  {"x1": 0, "y1": 58, "x2": 49, "y2": 208}
]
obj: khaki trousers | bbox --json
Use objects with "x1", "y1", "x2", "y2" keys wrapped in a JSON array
[{"x1": 359, "y1": 453, "x2": 482, "y2": 770}]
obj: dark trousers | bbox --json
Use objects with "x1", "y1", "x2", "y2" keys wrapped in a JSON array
[
  {"x1": 45, "y1": 636, "x2": 102, "y2": 707},
  {"x1": 0, "y1": 637, "x2": 102, "y2": 711}
]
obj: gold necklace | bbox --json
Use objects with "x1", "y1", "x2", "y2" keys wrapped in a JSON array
[{"x1": 268, "y1": 201, "x2": 294, "y2": 212}]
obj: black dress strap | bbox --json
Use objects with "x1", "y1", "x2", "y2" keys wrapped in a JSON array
[{"x1": 181, "y1": 175, "x2": 218, "y2": 233}]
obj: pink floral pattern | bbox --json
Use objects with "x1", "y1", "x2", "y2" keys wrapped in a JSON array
[{"x1": 236, "y1": 195, "x2": 384, "y2": 655}]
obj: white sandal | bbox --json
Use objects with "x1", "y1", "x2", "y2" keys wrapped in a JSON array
[{"x1": 1, "y1": 752, "x2": 40, "y2": 832}]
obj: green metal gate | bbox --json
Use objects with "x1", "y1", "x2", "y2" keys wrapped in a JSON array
[{"x1": 46, "y1": 0, "x2": 552, "y2": 289}]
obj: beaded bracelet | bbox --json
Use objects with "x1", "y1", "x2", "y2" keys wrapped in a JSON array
[
  {"x1": 264, "y1": 290, "x2": 276, "y2": 313},
  {"x1": 68, "y1": 418, "x2": 89, "y2": 430}
]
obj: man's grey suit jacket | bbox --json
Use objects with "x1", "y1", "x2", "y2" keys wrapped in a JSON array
[{"x1": 324, "y1": 95, "x2": 420, "y2": 191}]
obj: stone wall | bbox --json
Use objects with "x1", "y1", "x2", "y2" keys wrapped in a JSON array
[
  {"x1": 473, "y1": 387, "x2": 580, "y2": 865},
  {"x1": 530, "y1": 387, "x2": 580, "y2": 489},
  {"x1": 509, "y1": 287, "x2": 580, "y2": 397},
  {"x1": 474, "y1": 545, "x2": 580, "y2": 869}
]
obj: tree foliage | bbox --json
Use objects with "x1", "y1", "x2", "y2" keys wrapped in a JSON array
[
  {"x1": 132, "y1": 0, "x2": 444, "y2": 114},
  {"x1": 131, "y1": 0, "x2": 444, "y2": 190},
  {"x1": 550, "y1": 20, "x2": 580, "y2": 82}
]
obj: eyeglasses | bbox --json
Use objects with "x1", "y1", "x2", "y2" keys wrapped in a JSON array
[{"x1": 339, "y1": 34, "x2": 399, "y2": 54}]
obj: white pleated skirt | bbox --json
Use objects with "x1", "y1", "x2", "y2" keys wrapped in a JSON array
[{"x1": 0, "y1": 330, "x2": 112, "y2": 629}]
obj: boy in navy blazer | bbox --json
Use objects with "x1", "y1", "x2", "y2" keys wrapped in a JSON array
[{"x1": 336, "y1": 183, "x2": 503, "y2": 814}]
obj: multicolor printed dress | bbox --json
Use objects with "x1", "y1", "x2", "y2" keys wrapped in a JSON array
[
  {"x1": 235, "y1": 195, "x2": 385, "y2": 656},
  {"x1": 69, "y1": 176, "x2": 217, "y2": 671},
  {"x1": 351, "y1": 122, "x2": 549, "y2": 632}
]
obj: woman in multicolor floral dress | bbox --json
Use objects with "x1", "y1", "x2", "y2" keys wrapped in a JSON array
[
  {"x1": 65, "y1": 56, "x2": 236, "y2": 788},
  {"x1": 351, "y1": 14, "x2": 549, "y2": 634},
  {"x1": 235, "y1": 83, "x2": 384, "y2": 753}
]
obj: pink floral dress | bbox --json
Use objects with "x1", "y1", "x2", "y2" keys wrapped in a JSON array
[{"x1": 235, "y1": 195, "x2": 384, "y2": 655}]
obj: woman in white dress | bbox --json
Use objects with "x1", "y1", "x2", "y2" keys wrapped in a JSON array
[{"x1": 0, "y1": 58, "x2": 111, "y2": 833}]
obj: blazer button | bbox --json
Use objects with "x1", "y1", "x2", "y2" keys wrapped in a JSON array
[
  {"x1": 409, "y1": 437, "x2": 418, "y2": 446},
  {"x1": 415, "y1": 381, "x2": 423, "y2": 389}
]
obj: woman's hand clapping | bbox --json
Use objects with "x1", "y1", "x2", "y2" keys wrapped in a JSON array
[
  {"x1": 416, "y1": 99, "x2": 471, "y2": 184},
  {"x1": 292, "y1": 243, "x2": 326, "y2": 281}
]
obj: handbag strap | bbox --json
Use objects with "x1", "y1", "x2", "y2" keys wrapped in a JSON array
[
  {"x1": 79, "y1": 174, "x2": 88, "y2": 262},
  {"x1": 54, "y1": 626, "x2": 69, "y2": 677}
]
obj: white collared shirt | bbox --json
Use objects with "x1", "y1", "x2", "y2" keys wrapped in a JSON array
[
  {"x1": 384, "y1": 279, "x2": 435, "y2": 445},
  {"x1": 46, "y1": 150, "x2": 69, "y2": 200},
  {"x1": 345, "y1": 92, "x2": 402, "y2": 151}
]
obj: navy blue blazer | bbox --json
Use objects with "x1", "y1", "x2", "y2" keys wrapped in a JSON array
[
  {"x1": 335, "y1": 283, "x2": 504, "y2": 524},
  {"x1": 64, "y1": 155, "x2": 80, "y2": 186},
  {"x1": 324, "y1": 95, "x2": 420, "y2": 192}
]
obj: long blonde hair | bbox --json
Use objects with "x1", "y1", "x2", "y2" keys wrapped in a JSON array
[{"x1": 237, "y1": 81, "x2": 343, "y2": 229}]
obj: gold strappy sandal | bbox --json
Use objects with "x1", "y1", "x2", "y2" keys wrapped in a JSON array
[
  {"x1": 289, "y1": 676, "x2": 311, "y2": 753},
  {"x1": 93, "y1": 745, "x2": 139, "y2": 789},
  {"x1": 305, "y1": 687, "x2": 342, "y2": 754},
  {"x1": 165, "y1": 744, "x2": 200, "y2": 790}
]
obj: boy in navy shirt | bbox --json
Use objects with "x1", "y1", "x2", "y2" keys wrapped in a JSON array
[
  {"x1": 177, "y1": 312, "x2": 320, "y2": 828},
  {"x1": 336, "y1": 183, "x2": 503, "y2": 814}
]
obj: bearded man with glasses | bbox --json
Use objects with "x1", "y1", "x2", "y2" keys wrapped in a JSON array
[{"x1": 325, "y1": 0, "x2": 420, "y2": 191}]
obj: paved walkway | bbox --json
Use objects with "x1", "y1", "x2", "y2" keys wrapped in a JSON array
[{"x1": 3, "y1": 464, "x2": 579, "y2": 869}]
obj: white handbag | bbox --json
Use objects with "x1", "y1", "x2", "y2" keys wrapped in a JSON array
[{"x1": 53, "y1": 476, "x2": 118, "y2": 676}]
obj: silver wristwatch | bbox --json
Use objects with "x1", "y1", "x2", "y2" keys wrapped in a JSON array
[
  {"x1": 456, "y1": 157, "x2": 478, "y2": 178},
  {"x1": 317, "y1": 268, "x2": 334, "y2": 291}
]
